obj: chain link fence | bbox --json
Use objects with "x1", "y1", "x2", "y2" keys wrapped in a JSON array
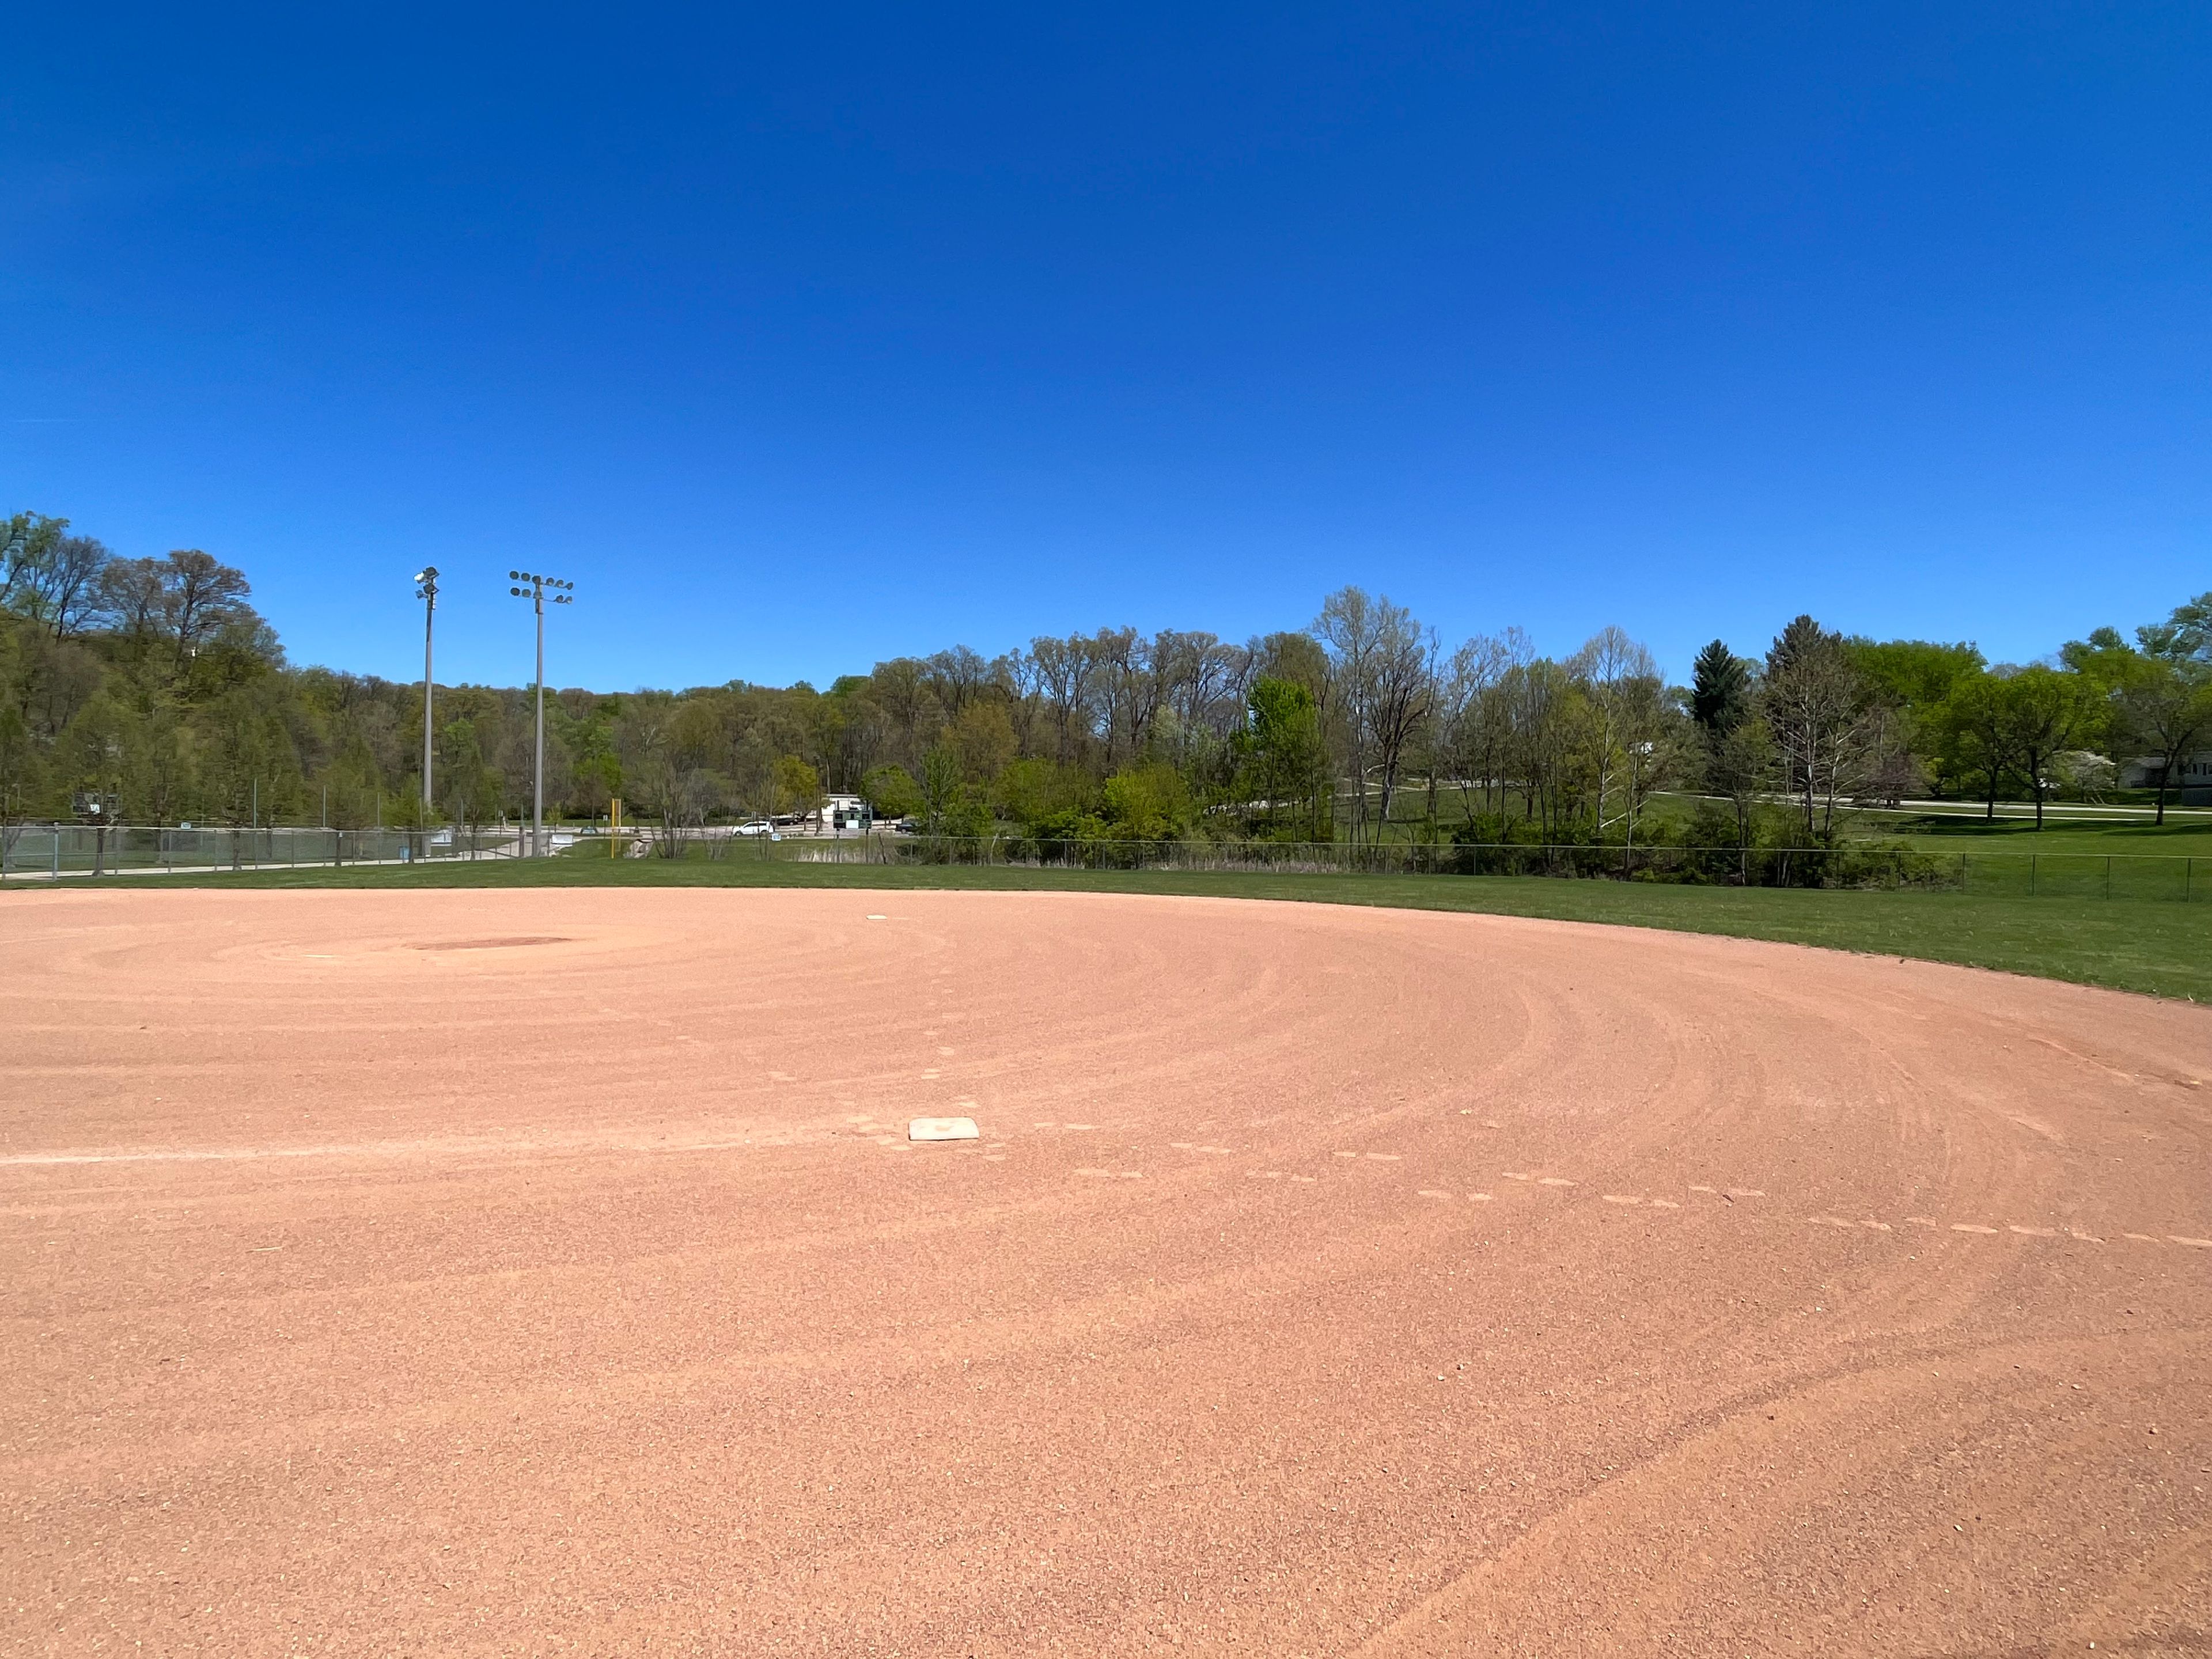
[
  {"x1": 0, "y1": 824, "x2": 529, "y2": 878},
  {"x1": 730, "y1": 834, "x2": 2208, "y2": 899},
  {"x1": 5, "y1": 822, "x2": 2200, "y2": 900}
]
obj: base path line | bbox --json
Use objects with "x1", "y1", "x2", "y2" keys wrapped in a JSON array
[{"x1": 0, "y1": 1130, "x2": 808, "y2": 1168}]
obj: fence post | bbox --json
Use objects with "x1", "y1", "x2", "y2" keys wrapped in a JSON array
[
  {"x1": 1960, "y1": 854, "x2": 1967, "y2": 894},
  {"x1": 2029, "y1": 853, "x2": 2036, "y2": 897},
  {"x1": 2105, "y1": 855, "x2": 2112, "y2": 900}
]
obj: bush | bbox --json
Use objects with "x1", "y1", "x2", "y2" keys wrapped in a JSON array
[
  {"x1": 1100, "y1": 763, "x2": 1191, "y2": 841},
  {"x1": 1018, "y1": 809, "x2": 1109, "y2": 866}
]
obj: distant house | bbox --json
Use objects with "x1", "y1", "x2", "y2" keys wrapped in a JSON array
[{"x1": 2118, "y1": 751, "x2": 2212, "y2": 805}]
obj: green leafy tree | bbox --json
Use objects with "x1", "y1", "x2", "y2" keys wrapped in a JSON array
[
  {"x1": 201, "y1": 683, "x2": 301, "y2": 828},
  {"x1": 323, "y1": 730, "x2": 384, "y2": 831},
  {"x1": 772, "y1": 755, "x2": 823, "y2": 818},
  {"x1": 2137, "y1": 592, "x2": 2212, "y2": 664},
  {"x1": 1234, "y1": 675, "x2": 1328, "y2": 838},
  {"x1": 1844, "y1": 638, "x2": 1985, "y2": 709},
  {"x1": 438, "y1": 718, "x2": 502, "y2": 851},
  {"x1": 1, "y1": 513, "x2": 70, "y2": 627},
  {"x1": 1935, "y1": 671, "x2": 2010, "y2": 819},
  {"x1": 861, "y1": 763, "x2": 923, "y2": 820},
  {"x1": 2059, "y1": 626, "x2": 2140, "y2": 698},
  {"x1": 2115, "y1": 656, "x2": 2212, "y2": 824},
  {"x1": 945, "y1": 700, "x2": 1016, "y2": 783},
  {"x1": 993, "y1": 757, "x2": 1094, "y2": 830},
  {"x1": 1997, "y1": 666, "x2": 2099, "y2": 828},
  {"x1": 0, "y1": 699, "x2": 36, "y2": 826},
  {"x1": 918, "y1": 747, "x2": 963, "y2": 834}
]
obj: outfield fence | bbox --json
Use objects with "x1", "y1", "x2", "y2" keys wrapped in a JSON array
[
  {"x1": 6, "y1": 822, "x2": 2205, "y2": 900},
  {"x1": 724, "y1": 833, "x2": 2210, "y2": 900}
]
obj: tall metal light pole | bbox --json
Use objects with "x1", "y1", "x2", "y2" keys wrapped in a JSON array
[
  {"x1": 509, "y1": 570, "x2": 574, "y2": 857},
  {"x1": 414, "y1": 567, "x2": 439, "y2": 832}
]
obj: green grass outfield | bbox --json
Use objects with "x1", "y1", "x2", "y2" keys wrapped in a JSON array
[{"x1": 34, "y1": 856, "x2": 2211, "y2": 1005}]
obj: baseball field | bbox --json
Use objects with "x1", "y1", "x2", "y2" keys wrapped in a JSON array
[{"x1": 5, "y1": 885, "x2": 2209, "y2": 1654}]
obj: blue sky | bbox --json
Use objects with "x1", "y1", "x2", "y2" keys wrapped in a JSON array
[{"x1": 2, "y1": 4, "x2": 2206, "y2": 690}]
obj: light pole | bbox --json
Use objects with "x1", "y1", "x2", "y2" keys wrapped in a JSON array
[
  {"x1": 1626, "y1": 739, "x2": 1656, "y2": 867},
  {"x1": 415, "y1": 567, "x2": 438, "y2": 839},
  {"x1": 509, "y1": 570, "x2": 574, "y2": 857}
]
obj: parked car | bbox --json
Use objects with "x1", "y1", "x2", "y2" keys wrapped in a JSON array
[{"x1": 732, "y1": 819, "x2": 775, "y2": 837}]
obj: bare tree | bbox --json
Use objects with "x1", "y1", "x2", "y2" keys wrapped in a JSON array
[
  {"x1": 1312, "y1": 590, "x2": 1377, "y2": 840},
  {"x1": 865, "y1": 657, "x2": 938, "y2": 771},
  {"x1": 1029, "y1": 634, "x2": 1097, "y2": 766},
  {"x1": 1368, "y1": 613, "x2": 1434, "y2": 832},
  {"x1": 1447, "y1": 628, "x2": 1531, "y2": 817},
  {"x1": 96, "y1": 558, "x2": 168, "y2": 645},
  {"x1": 1501, "y1": 657, "x2": 1578, "y2": 837},
  {"x1": 1569, "y1": 626, "x2": 1661, "y2": 836},
  {"x1": 1, "y1": 513, "x2": 70, "y2": 627},
  {"x1": 1705, "y1": 714, "x2": 1773, "y2": 849},
  {"x1": 1123, "y1": 632, "x2": 1175, "y2": 761},
  {"x1": 1086, "y1": 627, "x2": 1141, "y2": 766},
  {"x1": 161, "y1": 550, "x2": 257, "y2": 672},
  {"x1": 922, "y1": 646, "x2": 990, "y2": 716},
  {"x1": 994, "y1": 648, "x2": 1047, "y2": 759},
  {"x1": 10, "y1": 534, "x2": 113, "y2": 639},
  {"x1": 1314, "y1": 589, "x2": 1430, "y2": 842},
  {"x1": 616, "y1": 694, "x2": 723, "y2": 856},
  {"x1": 1760, "y1": 617, "x2": 1871, "y2": 840}
]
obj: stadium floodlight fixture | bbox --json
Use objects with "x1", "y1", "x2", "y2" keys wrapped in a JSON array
[
  {"x1": 414, "y1": 567, "x2": 440, "y2": 830},
  {"x1": 509, "y1": 571, "x2": 578, "y2": 858}
]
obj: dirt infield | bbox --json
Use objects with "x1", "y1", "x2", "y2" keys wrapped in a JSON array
[{"x1": 4, "y1": 888, "x2": 2209, "y2": 1656}]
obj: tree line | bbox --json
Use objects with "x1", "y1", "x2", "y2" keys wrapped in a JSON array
[{"x1": 5, "y1": 507, "x2": 2209, "y2": 853}]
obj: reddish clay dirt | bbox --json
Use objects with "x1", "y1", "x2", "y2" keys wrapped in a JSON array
[{"x1": 3, "y1": 887, "x2": 2210, "y2": 1656}]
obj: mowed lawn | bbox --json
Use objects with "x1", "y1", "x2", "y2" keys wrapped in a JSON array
[
  {"x1": 32, "y1": 855, "x2": 2212, "y2": 1005},
  {"x1": 1875, "y1": 813, "x2": 2212, "y2": 858}
]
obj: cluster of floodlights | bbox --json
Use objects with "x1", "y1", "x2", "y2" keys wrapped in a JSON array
[{"x1": 509, "y1": 570, "x2": 575, "y2": 603}]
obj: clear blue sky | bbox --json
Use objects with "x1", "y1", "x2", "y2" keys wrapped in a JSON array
[{"x1": 3, "y1": 4, "x2": 2205, "y2": 691}]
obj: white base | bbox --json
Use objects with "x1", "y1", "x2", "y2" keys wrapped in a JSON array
[{"x1": 908, "y1": 1117, "x2": 981, "y2": 1142}]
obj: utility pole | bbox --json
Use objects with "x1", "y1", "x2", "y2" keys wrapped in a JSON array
[
  {"x1": 509, "y1": 570, "x2": 574, "y2": 857},
  {"x1": 415, "y1": 567, "x2": 439, "y2": 835}
]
